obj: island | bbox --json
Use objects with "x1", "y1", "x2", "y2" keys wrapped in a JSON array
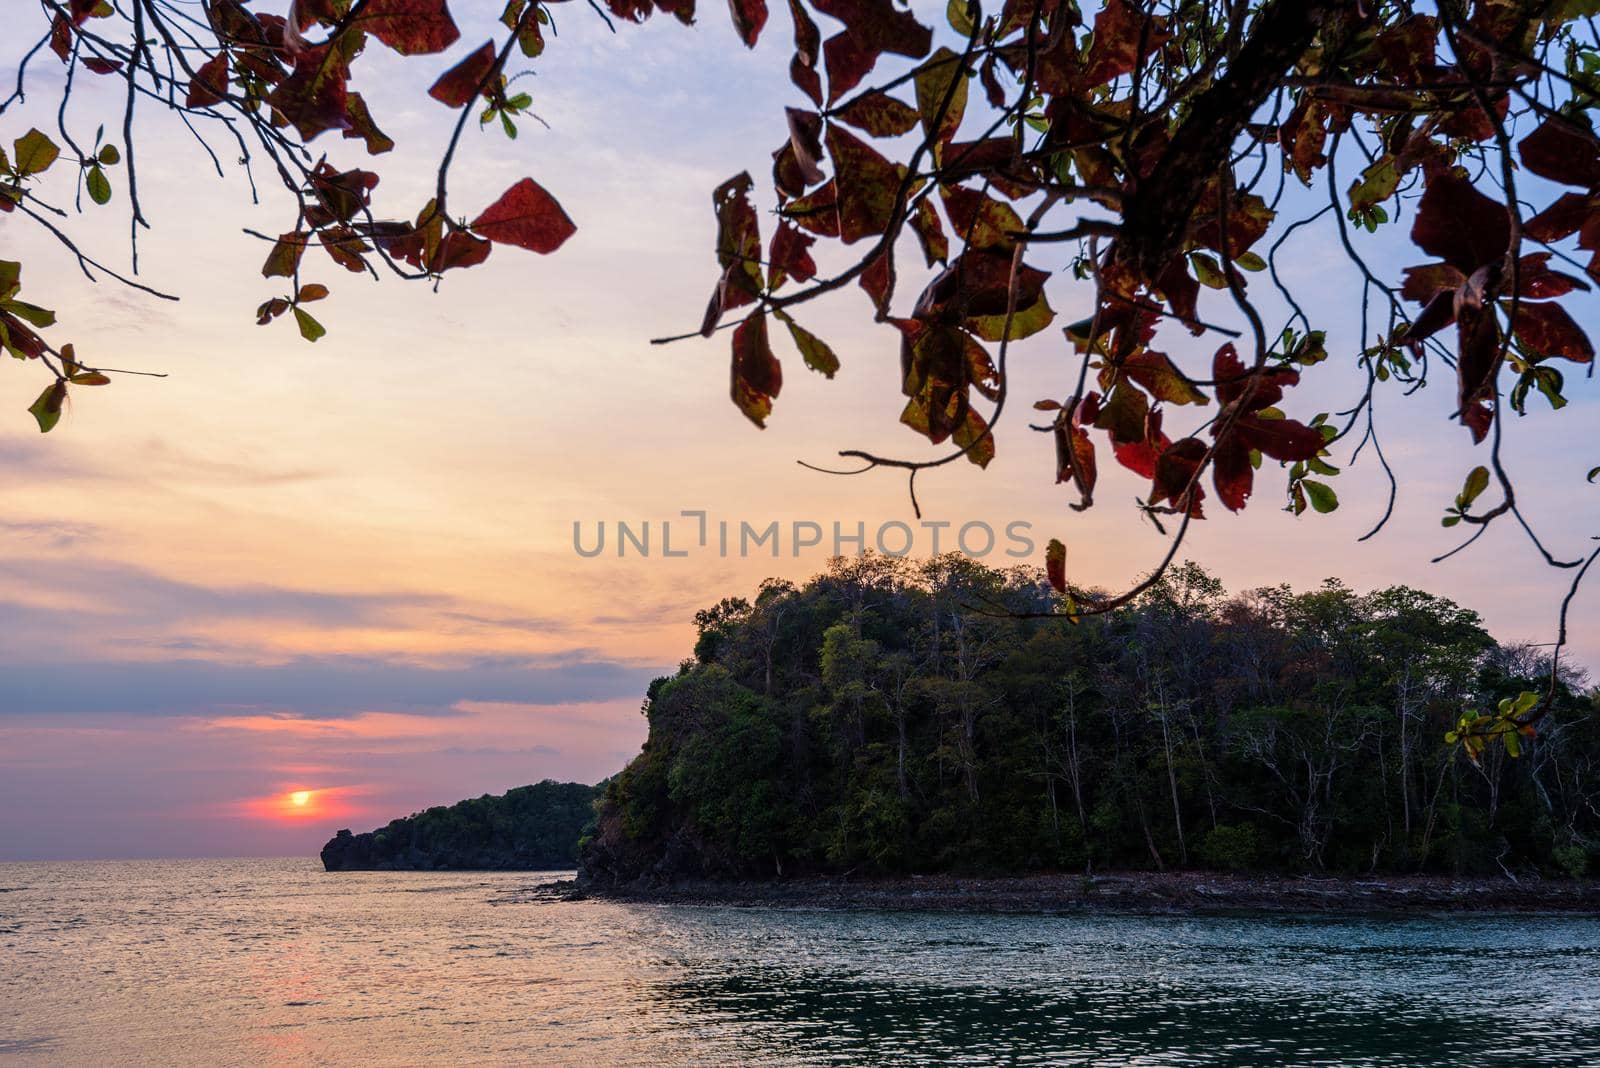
[
  {"x1": 324, "y1": 557, "x2": 1600, "y2": 909},
  {"x1": 579, "y1": 557, "x2": 1600, "y2": 892},
  {"x1": 320, "y1": 779, "x2": 599, "y2": 871}
]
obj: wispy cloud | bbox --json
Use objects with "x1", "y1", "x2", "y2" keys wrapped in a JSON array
[{"x1": 0, "y1": 653, "x2": 664, "y2": 718}]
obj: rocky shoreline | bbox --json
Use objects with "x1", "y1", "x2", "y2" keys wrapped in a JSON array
[{"x1": 542, "y1": 871, "x2": 1600, "y2": 916}]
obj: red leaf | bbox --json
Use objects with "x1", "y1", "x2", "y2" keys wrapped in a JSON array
[
  {"x1": 939, "y1": 184, "x2": 1024, "y2": 251},
  {"x1": 1112, "y1": 408, "x2": 1171, "y2": 480},
  {"x1": 0, "y1": 311, "x2": 48, "y2": 359},
  {"x1": 826, "y1": 123, "x2": 900, "y2": 244},
  {"x1": 787, "y1": 0, "x2": 823, "y2": 104},
  {"x1": 731, "y1": 311, "x2": 782, "y2": 427},
  {"x1": 702, "y1": 173, "x2": 763, "y2": 335},
  {"x1": 859, "y1": 249, "x2": 893, "y2": 315},
  {"x1": 1455, "y1": 301, "x2": 1500, "y2": 441},
  {"x1": 782, "y1": 180, "x2": 841, "y2": 237},
  {"x1": 470, "y1": 178, "x2": 576, "y2": 254},
  {"x1": 267, "y1": 43, "x2": 351, "y2": 140},
  {"x1": 1411, "y1": 171, "x2": 1509, "y2": 271},
  {"x1": 1237, "y1": 415, "x2": 1326, "y2": 463},
  {"x1": 1211, "y1": 436, "x2": 1252, "y2": 513},
  {"x1": 942, "y1": 137, "x2": 1018, "y2": 176},
  {"x1": 342, "y1": 92, "x2": 395, "y2": 155},
  {"x1": 428, "y1": 40, "x2": 497, "y2": 108},
  {"x1": 51, "y1": 15, "x2": 71, "y2": 63},
  {"x1": 786, "y1": 108, "x2": 826, "y2": 187},
  {"x1": 813, "y1": 0, "x2": 932, "y2": 103},
  {"x1": 1462, "y1": 400, "x2": 1494, "y2": 443},
  {"x1": 1213, "y1": 342, "x2": 1297, "y2": 410},
  {"x1": 1519, "y1": 117, "x2": 1600, "y2": 190},
  {"x1": 790, "y1": 54, "x2": 824, "y2": 106},
  {"x1": 82, "y1": 58, "x2": 122, "y2": 75},
  {"x1": 435, "y1": 229, "x2": 492, "y2": 272},
  {"x1": 1403, "y1": 288, "x2": 1456, "y2": 344},
  {"x1": 1056, "y1": 424, "x2": 1097, "y2": 510},
  {"x1": 728, "y1": 0, "x2": 768, "y2": 47},
  {"x1": 909, "y1": 197, "x2": 948, "y2": 266},
  {"x1": 1082, "y1": 0, "x2": 1170, "y2": 88},
  {"x1": 362, "y1": 0, "x2": 461, "y2": 55},
  {"x1": 1045, "y1": 538, "x2": 1067, "y2": 593},
  {"x1": 913, "y1": 249, "x2": 1048, "y2": 324},
  {"x1": 1524, "y1": 193, "x2": 1593, "y2": 244},
  {"x1": 1150, "y1": 437, "x2": 1207, "y2": 516},
  {"x1": 1121, "y1": 350, "x2": 1206, "y2": 405},
  {"x1": 1514, "y1": 301, "x2": 1595, "y2": 364},
  {"x1": 1515, "y1": 253, "x2": 1589, "y2": 300},
  {"x1": 833, "y1": 91, "x2": 920, "y2": 137},
  {"x1": 187, "y1": 53, "x2": 230, "y2": 109},
  {"x1": 769, "y1": 221, "x2": 817, "y2": 287},
  {"x1": 1399, "y1": 262, "x2": 1466, "y2": 304},
  {"x1": 1278, "y1": 96, "x2": 1328, "y2": 184}
]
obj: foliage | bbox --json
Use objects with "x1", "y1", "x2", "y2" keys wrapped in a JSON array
[
  {"x1": 320, "y1": 779, "x2": 599, "y2": 870},
  {"x1": 582, "y1": 554, "x2": 1600, "y2": 881},
  {"x1": 8, "y1": 0, "x2": 1600, "y2": 734}
]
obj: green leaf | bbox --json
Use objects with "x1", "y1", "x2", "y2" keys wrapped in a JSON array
[
  {"x1": 1307, "y1": 457, "x2": 1340, "y2": 476},
  {"x1": 946, "y1": 0, "x2": 976, "y2": 36},
  {"x1": 97, "y1": 144, "x2": 120, "y2": 166},
  {"x1": 501, "y1": 111, "x2": 518, "y2": 139},
  {"x1": 27, "y1": 381, "x2": 65, "y2": 433},
  {"x1": 1460, "y1": 465, "x2": 1490, "y2": 508},
  {"x1": 1503, "y1": 730, "x2": 1521, "y2": 758},
  {"x1": 12, "y1": 129, "x2": 60, "y2": 177},
  {"x1": 292, "y1": 306, "x2": 325, "y2": 342},
  {"x1": 1302, "y1": 480, "x2": 1338, "y2": 513},
  {"x1": 86, "y1": 165, "x2": 111, "y2": 205},
  {"x1": 2, "y1": 300, "x2": 55, "y2": 328},
  {"x1": 1190, "y1": 251, "x2": 1227, "y2": 288},
  {"x1": 782, "y1": 316, "x2": 839, "y2": 378},
  {"x1": 1234, "y1": 251, "x2": 1266, "y2": 272}
]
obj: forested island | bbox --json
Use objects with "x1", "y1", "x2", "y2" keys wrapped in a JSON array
[
  {"x1": 580, "y1": 556, "x2": 1600, "y2": 887},
  {"x1": 320, "y1": 780, "x2": 598, "y2": 871}
]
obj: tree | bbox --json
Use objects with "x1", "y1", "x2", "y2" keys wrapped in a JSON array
[
  {"x1": 7, "y1": 0, "x2": 1599, "y2": 747},
  {"x1": 585, "y1": 557, "x2": 1600, "y2": 879}
]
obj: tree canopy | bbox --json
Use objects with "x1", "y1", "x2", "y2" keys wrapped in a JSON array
[
  {"x1": 5, "y1": 0, "x2": 1600, "y2": 745},
  {"x1": 584, "y1": 555, "x2": 1600, "y2": 881}
]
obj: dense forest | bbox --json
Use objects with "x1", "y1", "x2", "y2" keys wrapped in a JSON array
[
  {"x1": 582, "y1": 556, "x2": 1600, "y2": 883},
  {"x1": 322, "y1": 780, "x2": 598, "y2": 871}
]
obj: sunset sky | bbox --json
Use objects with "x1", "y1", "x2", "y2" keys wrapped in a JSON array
[{"x1": 2, "y1": 3, "x2": 1597, "y2": 860}]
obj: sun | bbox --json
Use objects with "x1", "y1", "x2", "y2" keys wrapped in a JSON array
[{"x1": 289, "y1": 790, "x2": 312, "y2": 808}]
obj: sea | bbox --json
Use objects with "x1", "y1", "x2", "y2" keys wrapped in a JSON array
[{"x1": 2, "y1": 858, "x2": 1598, "y2": 1065}]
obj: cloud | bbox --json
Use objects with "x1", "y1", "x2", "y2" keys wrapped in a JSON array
[
  {"x1": 0, "y1": 518, "x2": 98, "y2": 545},
  {"x1": 0, "y1": 653, "x2": 664, "y2": 718},
  {"x1": 0, "y1": 555, "x2": 443, "y2": 631}
]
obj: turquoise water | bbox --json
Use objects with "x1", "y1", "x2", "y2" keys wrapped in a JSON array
[{"x1": 2, "y1": 858, "x2": 1598, "y2": 1065}]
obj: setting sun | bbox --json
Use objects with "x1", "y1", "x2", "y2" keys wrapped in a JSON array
[{"x1": 289, "y1": 791, "x2": 312, "y2": 808}]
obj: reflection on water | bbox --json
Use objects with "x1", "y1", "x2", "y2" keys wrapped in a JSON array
[{"x1": 2, "y1": 858, "x2": 1597, "y2": 1065}]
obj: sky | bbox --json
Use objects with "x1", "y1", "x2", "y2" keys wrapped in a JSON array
[{"x1": 2, "y1": 3, "x2": 1598, "y2": 860}]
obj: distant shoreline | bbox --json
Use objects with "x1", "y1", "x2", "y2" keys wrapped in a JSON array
[{"x1": 557, "y1": 871, "x2": 1600, "y2": 916}]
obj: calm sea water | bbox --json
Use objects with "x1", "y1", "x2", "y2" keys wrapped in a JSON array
[{"x1": 2, "y1": 858, "x2": 1598, "y2": 1065}]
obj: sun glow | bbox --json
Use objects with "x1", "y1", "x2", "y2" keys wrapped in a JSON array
[{"x1": 289, "y1": 790, "x2": 312, "y2": 807}]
